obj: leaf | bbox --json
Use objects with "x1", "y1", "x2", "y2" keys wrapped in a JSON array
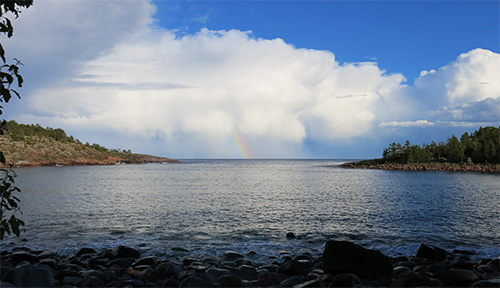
[
  {"x1": 0, "y1": 42, "x2": 5, "y2": 63},
  {"x1": 15, "y1": 74, "x2": 23, "y2": 87},
  {"x1": 1, "y1": 87, "x2": 11, "y2": 103},
  {"x1": 9, "y1": 216, "x2": 20, "y2": 237},
  {"x1": 0, "y1": 151, "x2": 4, "y2": 164}
]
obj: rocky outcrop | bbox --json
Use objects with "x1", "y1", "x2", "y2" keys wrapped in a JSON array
[
  {"x1": 340, "y1": 160, "x2": 500, "y2": 173},
  {"x1": 0, "y1": 242, "x2": 498, "y2": 287}
]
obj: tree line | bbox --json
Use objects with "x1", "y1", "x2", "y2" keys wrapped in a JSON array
[
  {"x1": 382, "y1": 126, "x2": 499, "y2": 164},
  {"x1": 3, "y1": 120, "x2": 132, "y2": 154}
]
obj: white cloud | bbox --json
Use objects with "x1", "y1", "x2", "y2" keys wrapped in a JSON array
[
  {"x1": 380, "y1": 120, "x2": 435, "y2": 128},
  {"x1": 3, "y1": 1, "x2": 500, "y2": 158}
]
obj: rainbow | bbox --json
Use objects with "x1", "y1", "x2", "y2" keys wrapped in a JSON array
[{"x1": 230, "y1": 132, "x2": 253, "y2": 159}]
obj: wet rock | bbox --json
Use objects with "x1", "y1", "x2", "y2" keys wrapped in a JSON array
[
  {"x1": 236, "y1": 264, "x2": 258, "y2": 280},
  {"x1": 206, "y1": 267, "x2": 232, "y2": 277},
  {"x1": 255, "y1": 272, "x2": 289, "y2": 286},
  {"x1": 416, "y1": 244, "x2": 447, "y2": 261},
  {"x1": 322, "y1": 240, "x2": 392, "y2": 280},
  {"x1": 111, "y1": 245, "x2": 141, "y2": 259},
  {"x1": 434, "y1": 268, "x2": 480, "y2": 286},
  {"x1": 180, "y1": 273, "x2": 216, "y2": 287},
  {"x1": 393, "y1": 266, "x2": 412, "y2": 279},
  {"x1": 278, "y1": 258, "x2": 313, "y2": 276},
  {"x1": 133, "y1": 256, "x2": 157, "y2": 267},
  {"x1": 0, "y1": 281, "x2": 15, "y2": 288},
  {"x1": 286, "y1": 232, "x2": 297, "y2": 239},
  {"x1": 390, "y1": 274, "x2": 443, "y2": 287},
  {"x1": 38, "y1": 258, "x2": 57, "y2": 269},
  {"x1": 294, "y1": 276, "x2": 327, "y2": 288},
  {"x1": 81, "y1": 276, "x2": 105, "y2": 287},
  {"x1": 473, "y1": 278, "x2": 500, "y2": 287},
  {"x1": 279, "y1": 275, "x2": 304, "y2": 287},
  {"x1": 329, "y1": 273, "x2": 362, "y2": 287},
  {"x1": 63, "y1": 275, "x2": 83, "y2": 286},
  {"x1": 453, "y1": 249, "x2": 477, "y2": 255},
  {"x1": 36, "y1": 250, "x2": 58, "y2": 259},
  {"x1": 172, "y1": 247, "x2": 190, "y2": 252},
  {"x1": 156, "y1": 261, "x2": 184, "y2": 279},
  {"x1": 2, "y1": 264, "x2": 55, "y2": 288},
  {"x1": 215, "y1": 275, "x2": 245, "y2": 287},
  {"x1": 10, "y1": 251, "x2": 37, "y2": 264},
  {"x1": 75, "y1": 247, "x2": 96, "y2": 257},
  {"x1": 223, "y1": 251, "x2": 244, "y2": 261}
]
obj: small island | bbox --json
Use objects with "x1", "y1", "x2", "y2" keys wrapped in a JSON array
[
  {"x1": 341, "y1": 126, "x2": 500, "y2": 173},
  {"x1": 0, "y1": 121, "x2": 179, "y2": 167}
]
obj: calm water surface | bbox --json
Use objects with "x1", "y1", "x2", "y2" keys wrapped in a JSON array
[{"x1": 2, "y1": 159, "x2": 499, "y2": 260}]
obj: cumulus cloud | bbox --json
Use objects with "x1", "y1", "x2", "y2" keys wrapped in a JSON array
[{"x1": 3, "y1": 1, "x2": 499, "y2": 158}]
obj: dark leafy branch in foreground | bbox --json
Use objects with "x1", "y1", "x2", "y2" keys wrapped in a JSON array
[{"x1": 382, "y1": 126, "x2": 499, "y2": 164}]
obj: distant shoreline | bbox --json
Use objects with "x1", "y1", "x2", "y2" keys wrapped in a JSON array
[
  {"x1": 0, "y1": 155, "x2": 180, "y2": 168},
  {"x1": 340, "y1": 159, "x2": 500, "y2": 173}
]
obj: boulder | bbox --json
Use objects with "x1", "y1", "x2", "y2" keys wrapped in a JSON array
[
  {"x1": 75, "y1": 247, "x2": 97, "y2": 257},
  {"x1": 390, "y1": 274, "x2": 443, "y2": 287},
  {"x1": 415, "y1": 244, "x2": 447, "y2": 261},
  {"x1": 277, "y1": 258, "x2": 313, "y2": 276},
  {"x1": 111, "y1": 246, "x2": 141, "y2": 259},
  {"x1": 433, "y1": 269, "x2": 479, "y2": 286},
  {"x1": 473, "y1": 278, "x2": 500, "y2": 287},
  {"x1": 322, "y1": 241, "x2": 392, "y2": 280},
  {"x1": 223, "y1": 251, "x2": 244, "y2": 261},
  {"x1": 2, "y1": 265, "x2": 55, "y2": 288},
  {"x1": 329, "y1": 273, "x2": 362, "y2": 287},
  {"x1": 216, "y1": 275, "x2": 245, "y2": 287}
]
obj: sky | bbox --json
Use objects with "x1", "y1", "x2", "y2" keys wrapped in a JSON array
[{"x1": 1, "y1": 0, "x2": 499, "y2": 159}]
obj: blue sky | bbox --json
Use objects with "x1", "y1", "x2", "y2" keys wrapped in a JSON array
[{"x1": 2, "y1": 0, "x2": 499, "y2": 159}]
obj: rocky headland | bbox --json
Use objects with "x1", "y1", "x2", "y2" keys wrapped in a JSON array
[
  {"x1": 0, "y1": 122, "x2": 179, "y2": 167},
  {"x1": 1, "y1": 241, "x2": 498, "y2": 287},
  {"x1": 340, "y1": 159, "x2": 500, "y2": 173}
]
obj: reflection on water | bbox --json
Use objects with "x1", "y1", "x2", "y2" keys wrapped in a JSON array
[{"x1": 2, "y1": 159, "x2": 499, "y2": 259}]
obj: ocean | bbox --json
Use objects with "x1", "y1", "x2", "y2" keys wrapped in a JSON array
[{"x1": 2, "y1": 159, "x2": 499, "y2": 261}]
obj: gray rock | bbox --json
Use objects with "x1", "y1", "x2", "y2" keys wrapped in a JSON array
[
  {"x1": 156, "y1": 262, "x2": 184, "y2": 279},
  {"x1": 3, "y1": 265, "x2": 55, "y2": 288},
  {"x1": 434, "y1": 269, "x2": 479, "y2": 286},
  {"x1": 81, "y1": 276, "x2": 105, "y2": 287},
  {"x1": 216, "y1": 275, "x2": 245, "y2": 287},
  {"x1": 223, "y1": 251, "x2": 244, "y2": 261},
  {"x1": 416, "y1": 244, "x2": 447, "y2": 261},
  {"x1": 390, "y1": 274, "x2": 443, "y2": 287},
  {"x1": 111, "y1": 245, "x2": 141, "y2": 259},
  {"x1": 322, "y1": 240, "x2": 392, "y2": 280},
  {"x1": 63, "y1": 276, "x2": 83, "y2": 286},
  {"x1": 206, "y1": 267, "x2": 232, "y2": 277},
  {"x1": 330, "y1": 273, "x2": 361, "y2": 287},
  {"x1": 10, "y1": 251, "x2": 37, "y2": 264},
  {"x1": 278, "y1": 258, "x2": 313, "y2": 276},
  {"x1": 76, "y1": 247, "x2": 97, "y2": 257},
  {"x1": 473, "y1": 278, "x2": 500, "y2": 287},
  {"x1": 279, "y1": 275, "x2": 304, "y2": 287}
]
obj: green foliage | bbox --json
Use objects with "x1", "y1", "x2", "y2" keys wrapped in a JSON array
[
  {"x1": 382, "y1": 126, "x2": 500, "y2": 164},
  {"x1": 0, "y1": 165, "x2": 24, "y2": 240},
  {"x1": 0, "y1": 0, "x2": 33, "y2": 240}
]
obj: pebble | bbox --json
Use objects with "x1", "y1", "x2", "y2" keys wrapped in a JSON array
[{"x1": 0, "y1": 242, "x2": 498, "y2": 287}]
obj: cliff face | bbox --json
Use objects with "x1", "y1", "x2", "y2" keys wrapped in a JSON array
[{"x1": 0, "y1": 135, "x2": 179, "y2": 167}]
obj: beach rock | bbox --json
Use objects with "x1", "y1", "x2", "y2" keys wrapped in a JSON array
[
  {"x1": 133, "y1": 256, "x2": 157, "y2": 267},
  {"x1": 279, "y1": 275, "x2": 304, "y2": 287},
  {"x1": 63, "y1": 275, "x2": 83, "y2": 286},
  {"x1": 180, "y1": 273, "x2": 217, "y2": 287},
  {"x1": 76, "y1": 247, "x2": 97, "y2": 257},
  {"x1": 0, "y1": 281, "x2": 16, "y2": 288},
  {"x1": 206, "y1": 267, "x2": 232, "y2": 277},
  {"x1": 473, "y1": 278, "x2": 500, "y2": 287},
  {"x1": 329, "y1": 273, "x2": 362, "y2": 287},
  {"x1": 390, "y1": 274, "x2": 442, "y2": 287},
  {"x1": 322, "y1": 240, "x2": 392, "y2": 280},
  {"x1": 223, "y1": 251, "x2": 244, "y2": 261},
  {"x1": 255, "y1": 272, "x2": 289, "y2": 286},
  {"x1": 433, "y1": 269, "x2": 480, "y2": 286},
  {"x1": 2, "y1": 264, "x2": 55, "y2": 287},
  {"x1": 277, "y1": 258, "x2": 313, "y2": 276},
  {"x1": 10, "y1": 251, "x2": 37, "y2": 264},
  {"x1": 156, "y1": 261, "x2": 184, "y2": 279},
  {"x1": 286, "y1": 232, "x2": 297, "y2": 239},
  {"x1": 81, "y1": 276, "x2": 105, "y2": 287},
  {"x1": 111, "y1": 245, "x2": 141, "y2": 259},
  {"x1": 215, "y1": 275, "x2": 245, "y2": 287},
  {"x1": 416, "y1": 244, "x2": 447, "y2": 261}
]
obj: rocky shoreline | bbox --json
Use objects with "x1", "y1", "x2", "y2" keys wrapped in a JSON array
[
  {"x1": 340, "y1": 160, "x2": 500, "y2": 173},
  {"x1": 1, "y1": 241, "x2": 498, "y2": 287}
]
